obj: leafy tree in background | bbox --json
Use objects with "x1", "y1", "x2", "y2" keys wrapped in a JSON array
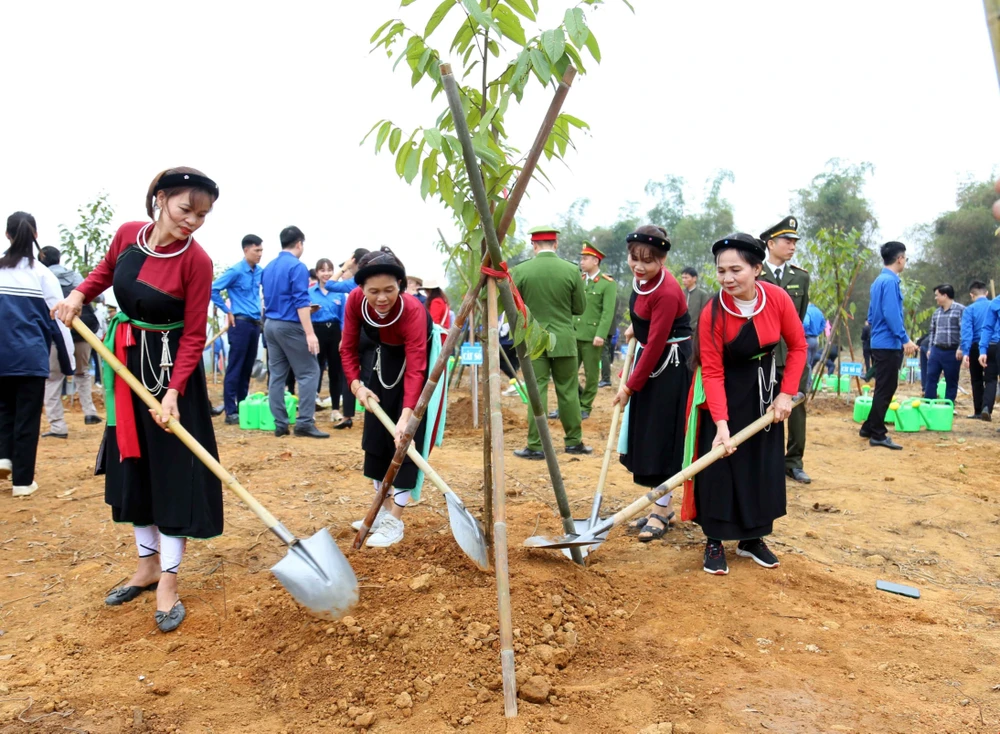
[
  {"x1": 793, "y1": 159, "x2": 877, "y2": 242},
  {"x1": 58, "y1": 192, "x2": 114, "y2": 277}
]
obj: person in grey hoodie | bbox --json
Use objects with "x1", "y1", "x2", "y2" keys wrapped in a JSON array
[{"x1": 38, "y1": 246, "x2": 101, "y2": 436}]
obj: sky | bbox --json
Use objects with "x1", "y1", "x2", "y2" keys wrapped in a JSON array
[{"x1": 2, "y1": 0, "x2": 998, "y2": 289}]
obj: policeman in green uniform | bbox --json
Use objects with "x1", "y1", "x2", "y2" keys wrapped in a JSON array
[
  {"x1": 758, "y1": 215, "x2": 811, "y2": 484},
  {"x1": 574, "y1": 242, "x2": 617, "y2": 420},
  {"x1": 512, "y1": 226, "x2": 591, "y2": 459}
]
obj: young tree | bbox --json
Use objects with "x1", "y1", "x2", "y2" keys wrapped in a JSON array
[
  {"x1": 793, "y1": 159, "x2": 877, "y2": 243},
  {"x1": 58, "y1": 192, "x2": 115, "y2": 276}
]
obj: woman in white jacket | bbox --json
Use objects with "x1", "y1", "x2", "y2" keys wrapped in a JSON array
[{"x1": 0, "y1": 212, "x2": 73, "y2": 496}]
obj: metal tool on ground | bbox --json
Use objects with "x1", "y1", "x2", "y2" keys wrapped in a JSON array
[
  {"x1": 562, "y1": 338, "x2": 637, "y2": 560},
  {"x1": 72, "y1": 317, "x2": 359, "y2": 619},
  {"x1": 524, "y1": 393, "x2": 806, "y2": 551},
  {"x1": 362, "y1": 397, "x2": 489, "y2": 571}
]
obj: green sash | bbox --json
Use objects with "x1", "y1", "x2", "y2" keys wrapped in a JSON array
[{"x1": 682, "y1": 367, "x2": 706, "y2": 471}]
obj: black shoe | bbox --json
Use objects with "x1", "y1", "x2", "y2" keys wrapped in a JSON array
[
  {"x1": 105, "y1": 581, "x2": 158, "y2": 606},
  {"x1": 736, "y1": 538, "x2": 779, "y2": 568},
  {"x1": 581, "y1": 411, "x2": 590, "y2": 420},
  {"x1": 564, "y1": 444, "x2": 593, "y2": 455},
  {"x1": 274, "y1": 426, "x2": 290, "y2": 437},
  {"x1": 155, "y1": 599, "x2": 186, "y2": 633},
  {"x1": 211, "y1": 405, "x2": 225, "y2": 417},
  {"x1": 703, "y1": 541, "x2": 728, "y2": 575},
  {"x1": 869, "y1": 437, "x2": 902, "y2": 450},
  {"x1": 513, "y1": 447, "x2": 545, "y2": 460},
  {"x1": 547, "y1": 410, "x2": 559, "y2": 420},
  {"x1": 858, "y1": 427, "x2": 871, "y2": 439},
  {"x1": 41, "y1": 432, "x2": 68, "y2": 439},
  {"x1": 967, "y1": 413, "x2": 983, "y2": 420},
  {"x1": 224, "y1": 414, "x2": 240, "y2": 425},
  {"x1": 982, "y1": 410, "x2": 992, "y2": 422},
  {"x1": 84, "y1": 415, "x2": 103, "y2": 425},
  {"x1": 294, "y1": 425, "x2": 330, "y2": 439},
  {"x1": 598, "y1": 380, "x2": 612, "y2": 388},
  {"x1": 787, "y1": 467, "x2": 811, "y2": 484},
  {"x1": 333, "y1": 417, "x2": 353, "y2": 430}
]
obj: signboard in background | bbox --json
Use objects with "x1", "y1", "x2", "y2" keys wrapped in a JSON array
[
  {"x1": 460, "y1": 343, "x2": 484, "y2": 366},
  {"x1": 906, "y1": 358, "x2": 919, "y2": 367},
  {"x1": 840, "y1": 362, "x2": 863, "y2": 377}
]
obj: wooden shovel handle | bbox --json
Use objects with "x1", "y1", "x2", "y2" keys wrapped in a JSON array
[
  {"x1": 595, "y1": 339, "x2": 638, "y2": 497},
  {"x1": 364, "y1": 398, "x2": 452, "y2": 498},
  {"x1": 72, "y1": 317, "x2": 282, "y2": 530}
]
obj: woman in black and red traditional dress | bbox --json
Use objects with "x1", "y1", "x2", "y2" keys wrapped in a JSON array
[
  {"x1": 341, "y1": 247, "x2": 442, "y2": 549},
  {"x1": 681, "y1": 233, "x2": 806, "y2": 575},
  {"x1": 53, "y1": 168, "x2": 221, "y2": 632},
  {"x1": 613, "y1": 225, "x2": 692, "y2": 542}
]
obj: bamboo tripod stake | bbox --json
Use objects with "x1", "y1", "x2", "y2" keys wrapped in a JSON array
[
  {"x1": 809, "y1": 258, "x2": 864, "y2": 401},
  {"x1": 487, "y1": 277, "x2": 517, "y2": 717}
]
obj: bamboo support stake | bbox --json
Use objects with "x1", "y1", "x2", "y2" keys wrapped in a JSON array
[
  {"x1": 481, "y1": 300, "x2": 494, "y2": 549},
  {"x1": 487, "y1": 277, "x2": 517, "y2": 717},
  {"x1": 441, "y1": 63, "x2": 586, "y2": 566},
  {"x1": 355, "y1": 66, "x2": 578, "y2": 549},
  {"x1": 986, "y1": 0, "x2": 1000, "y2": 90},
  {"x1": 809, "y1": 259, "x2": 865, "y2": 401}
]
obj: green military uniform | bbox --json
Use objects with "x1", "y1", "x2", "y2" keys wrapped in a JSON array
[
  {"x1": 757, "y1": 215, "x2": 811, "y2": 480},
  {"x1": 685, "y1": 285, "x2": 711, "y2": 333},
  {"x1": 574, "y1": 242, "x2": 617, "y2": 415},
  {"x1": 512, "y1": 228, "x2": 587, "y2": 451}
]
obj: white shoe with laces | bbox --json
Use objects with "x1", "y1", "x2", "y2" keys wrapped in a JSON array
[
  {"x1": 351, "y1": 507, "x2": 388, "y2": 532},
  {"x1": 502, "y1": 386, "x2": 519, "y2": 397},
  {"x1": 13, "y1": 481, "x2": 38, "y2": 497},
  {"x1": 0, "y1": 458, "x2": 11, "y2": 480},
  {"x1": 365, "y1": 514, "x2": 404, "y2": 548}
]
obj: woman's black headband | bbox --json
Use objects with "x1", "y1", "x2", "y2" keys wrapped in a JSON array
[
  {"x1": 355, "y1": 252, "x2": 407, "y2": 286},
  {"x1": 155, "y1": 172, "x2": 220, "y2": 200},
  {"x1": 626, "y1": 231, "x2": 670, "y2": 252}
]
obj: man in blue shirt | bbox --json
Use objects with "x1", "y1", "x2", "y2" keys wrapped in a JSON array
[
  {"x1": 261, "y1": 226, "x2": 327, "y2": 439},
  {"x1": 960, "y1": 281, "x2": 991, "y2": 418},
  {"x1": 977, "y1": 287, "x2": 1000, "y2": 423},
  {"x1": 802, "y1": 302, "x2": 826, "y2": 368},
  {"x1": 860, "y1": 241, "x2": 917, "y2": 450},
  {"x1": 211, "y1": 234, "x2": 264, "y2": 423}
]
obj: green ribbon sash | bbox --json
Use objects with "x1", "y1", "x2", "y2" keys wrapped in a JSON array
[{"x1": 682, "y1": 367, "x2": 706, "y2": 471}]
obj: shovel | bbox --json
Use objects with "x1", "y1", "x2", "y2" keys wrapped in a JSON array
[
  {"x1": 561, "y1": 338, "x2": 637, "y2": 560},
  {"x1": 525, "y1": 392, "x2": 805, "y2": 551},
  {"x1": 363, "y1": 398, "x2": 490, "y2": 571},
  {"x1": 72, "y1": 317, "x2": 359, "y2": 619}
]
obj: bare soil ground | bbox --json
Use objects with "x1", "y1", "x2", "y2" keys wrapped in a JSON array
[{"x1": 2, "y1": 371, "x2": 999, "y2": 733}]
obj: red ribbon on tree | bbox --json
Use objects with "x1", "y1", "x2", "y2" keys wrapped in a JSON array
[{"x1": 481, "y1": 261, "x2": 528, "y2": 323}]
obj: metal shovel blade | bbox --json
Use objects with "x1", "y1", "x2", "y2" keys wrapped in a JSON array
[
  {"x1": 443, "y1": 491, "x2": 490, "y2": 571},
  {"x1": 270, "y1": 528, "x2": 359, "y2": 620},
  {"x1": 560, "y1": 518, "x2": 609, "y2": 559},
  {"x1": 524, "y1": 528, "x2": 605, "y2": 551}
]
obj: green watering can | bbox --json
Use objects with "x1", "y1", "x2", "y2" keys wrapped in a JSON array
[
  {"x1": 238, "y1": 392, "x2": 267, "y2": 430},
  {"x1": 916, "y1": 398, "x2": 954, "y2": 432},
  {"x1": 892, "y1": 399, "x2": 924, "y2": 432},
  {"x1": 936, "y1": 379, "x2": 946, "y2": 399},
  {"x1": 256, "y1": 392, "x2": 299, "y2": 431},
  {"x1": 853, "y1": 394, "x2": 872, "y2": 423}
]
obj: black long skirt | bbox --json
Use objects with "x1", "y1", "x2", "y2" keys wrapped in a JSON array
[
  {"x1": 619, "y1": 342, "x2": 692, "y2": 487},
  {"x1": 693, "y1": 323, "x2": 786, "y2": 541},
  {"x1": 98, "y1": 337, "x2": 223, "y2": 539}
]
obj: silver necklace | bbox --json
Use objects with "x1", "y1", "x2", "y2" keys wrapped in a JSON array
[
  {"x1": 136, "y1": 222, "x2": 192, "y2": 259},
  {"x1": 719, "y1": 283, "x2": 767, "y2": 319},
  {"x1": 361, "y1": 296, "x2": 404, "y2": 329},
  {"x1": 632, "y1": 269, "x2": 665, "y2": 295}
]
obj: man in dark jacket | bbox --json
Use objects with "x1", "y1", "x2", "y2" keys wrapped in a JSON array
[{"x1": 38, "y1": 247, "x2": 101, "y2": 437}]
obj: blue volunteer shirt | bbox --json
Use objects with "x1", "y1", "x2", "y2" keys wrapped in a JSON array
[
  {"x1": 211, "y1": 259, "x2": 263, "y2": 318},
  {"x1": 309, "y1": 279, "x2": 357, "y2": 324},
  {"x1": 867, "y1": 268, "x2": 910, "y2": 350},
  {"x1": 803, "y1": 303, "x2": 826, "y2": 337},
  {"x1": 961, "y1": 295, "x2": 992, "y2": 355},
  {"x1": 978, "y1": 297, "x2": 1000, "y2": 353},
  {"x1": 262, "y1": 251, "x2": 310, "y2": 323}
]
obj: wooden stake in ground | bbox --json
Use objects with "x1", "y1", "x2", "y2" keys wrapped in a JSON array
[
  {"x1": 353, "y1": 67, "x2": 578, "y2": 549},
  {"x1": 487, "y1": 276, "x2": 517, "y2": 717},
  {"x1": 985, "y1": 0, "x2": 1000, "y2": 89},
  {"x1": 809, "y1": 258, "x2": 865, "y2": 402},
  {"x1": 441, "y1": 63, "x2": 586, "y2": 566}
]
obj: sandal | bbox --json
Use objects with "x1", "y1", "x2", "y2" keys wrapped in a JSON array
[
  {"x1": 626, "y1": 516, "x2": 649, "y2": 535},
  {"x1": 637, "y1": 512, "x2": 675, "y2": 543},
  {"x1": 105, "y1": 581, "x2": 158, "y2": 606}
]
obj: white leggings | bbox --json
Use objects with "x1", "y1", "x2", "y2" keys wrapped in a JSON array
[
  {"x1": 374, "y1": 480, "x2": 411, "y2": 509},
  {"x1": 134, "y1": 526, "x2": 186, "y2": 574},
  {"x1": 654, "y1": 490, "x2": 673, "y2": 510}
]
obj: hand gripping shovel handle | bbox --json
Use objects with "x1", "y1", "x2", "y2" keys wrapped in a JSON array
[
  {"x1": 591, "y1": 338, "x2": 638, "y2": 527},
  {"x1": 71, "y1": 318, "x2": 291, "y2": 543}
]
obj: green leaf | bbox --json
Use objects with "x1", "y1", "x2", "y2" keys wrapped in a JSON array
[
  {"x1": 583, "y1": 29, "x2": 601, "y2": 62},
  {"x1": 563, "y1": 7, "x2": 588, "y2": 47},
  {"x1": 504, "y1": 0, "x2": 535, "y2": 21},
  {"x1": 493, "y1": 4, "x2": 525, "y2": 45},
  {"x1": 375, "y1": 121, "x2": 393, "y2": 151},
  {"x1": 423, "y1": 127, "x2": 443, "y2": 150},
  {"x1": 403, "y1": 142, "x2": 422, "y2": 184},
  {"x1": 401, "y1": 0, "x2": 419, "y2": 5},
  {"x1": 424, "y1": 0, "x2": 455, "y2": 37},
  {"x1": 370, "y1": 18, "x2": 395, "y2": 43},
  {"x1": 560, "y1": 113, "x2": 589, "y2": 130},
  {"x1": 360, "y1": 119, "x2": 383, "y2": 144},
  {"x1": 395, "y1": 141, "x2": 413, "y2": 177},
  {"x1": 528, "y1": 48, "x2": 550, "y2": 85},
  {"x1": 388, "y1": 127, "x2": 402, "y2": 153},
  {"x1": 541, "y1": 28, "x2": 566, "y2": 65},
  {"x1": 420, "y1": 154, "x2": 437, "y2": 200},
  {"x1": 461, "y1": 0, "x2": 500, "y2": 34},
  {"x1": 562, "y1": 42, "x2": 587, "y2": 75}
]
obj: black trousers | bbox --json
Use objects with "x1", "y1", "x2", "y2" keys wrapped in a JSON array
[
  {"x1": 314, "y1": 320, "x2": 353, "y2": 415},
  {"x1": 983, "y1": 343, "x2": 1000, "y2": 415},
  {"x1": 968, "y1": 344, "x2": 985, "y2": 414},
  {"x1": 499, "y1": 342, "x2": 519, "y2": 380},
  {"x1": 0, "y1": 376, "x2": 46, "y2": 486},
  {"x1": 601, "y1": 337, "x2": 614, "y2": 382},
  {"x1": 861, "y1": 349, "x2": 903, "y2": 441}
]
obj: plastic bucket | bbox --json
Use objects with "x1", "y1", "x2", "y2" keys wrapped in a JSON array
[
  {"x1": 922, "y1": 399, "x2": 954, "y2": 432},
  {"x1": 853, "y1": 395, "x2": 872, "y2": 423},
  {"x1": 894, "y1": 401, "x2": 924, "y2": 432}
]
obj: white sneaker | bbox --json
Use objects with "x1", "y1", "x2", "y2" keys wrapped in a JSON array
[
  {"x1": 13, "y1": 481, "x2": 38, "y2": 497},
  {"x1": 502, "y1": 386, "x2": 519, "y2": 397},
  {"x1": 0, "y1": 458, "x2": 11, "y2": 480},
  {"x1": 351, "y1": 507, "x2": 388, "y2": 532},
  {"x1": 365, "y1": 514, "x2": 404, "y2": 548}
]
